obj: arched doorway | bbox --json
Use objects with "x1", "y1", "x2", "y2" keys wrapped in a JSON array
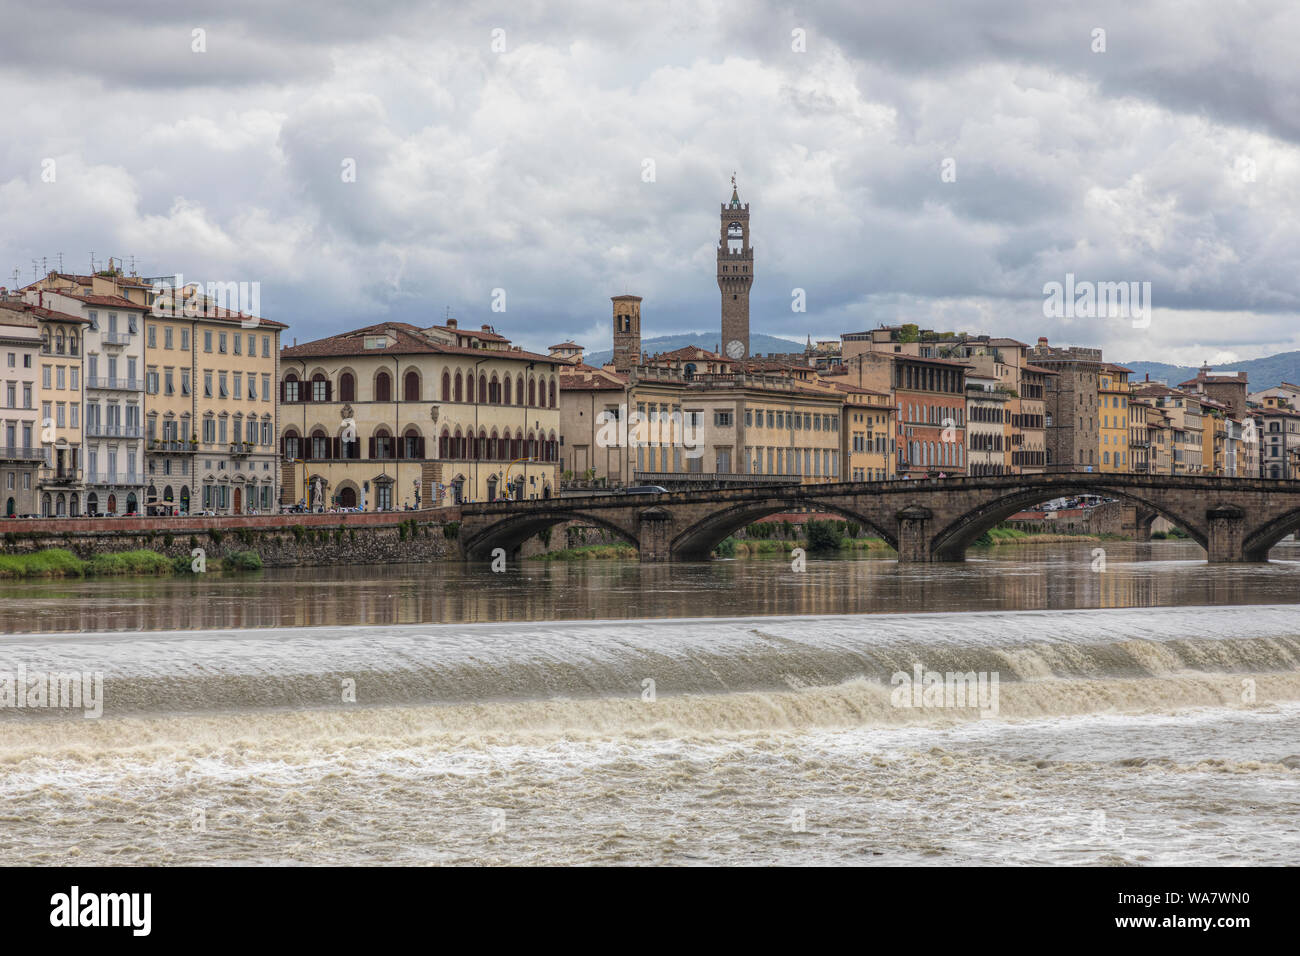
[
  {"x1": 87, "y1": 493, "x2": 98, "y2": 516},
  {"x1": 486, "y1": 476, "x2": 498, "y2": 501},
  {"x1": 107, "y1": 494, "x2": 116, "y2": 514},
  {"x1": 450, "y1": 476, "x2": 465, "y2": 505},
  {"x1": 233, "y1": 487, "x2": 242, "y2": 513},
  {"x1": 180, "y1": 486, "x2": 190, "y2": 514},
  {"x1": 125, "y1": 492, "x2": 137, "y2": 515},
  {"x1": 4, "y1": 497, "x2": 13, "y2": 517},
  {"x1": 69, "y1": 493, "x2": 79, "y2": 517},
  {"x1": 56, "y1": 494, "x2": 66, "y2": 516},
  {"x1": 338, "y1": 486, "x2": 357, "y2": 509}
]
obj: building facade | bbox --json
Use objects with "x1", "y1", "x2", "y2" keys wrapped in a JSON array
[
  {"x1": 0, "y1": 303, "x2": 45, "y2": 515},
  {"x1": 280, "y1": 320, "x2": 562, "y2": 508}
]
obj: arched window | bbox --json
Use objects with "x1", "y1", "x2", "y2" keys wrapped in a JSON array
[
  {"x1": 404, "y1": 370, "x2": 420, "y2": 401},
  {"x1": 528, "y1": 379, "x2": 536, "y2": 407},
  {"x1": 504, "y1": 376, "x2": 512, "y2": 405},
  {"x1": 373, "y1": 428, "x2": 393, "y2": 459},
  {"x1": 56, "y1": 330, "x2": 65, "y2": 354},
  {"x1": 40, "y1": 329, "x2": 49, "y2": 353},
  {"x1": 516, "y1": 375, "x2": 525, "y2": 406},
  {"x1": 452, "y1": 426, "x2": 464, "y2": 459},
  {"x1": 403, "y1": 427, "x2": 422, "y2": 458},
  {"x1": 374, "y1": 371, "x2": 391, "y2": 403},
  {"x1": 439, "y1": 427, "x2": 450, "y2": 458},
  {"x1": 69, "y1": 331, "x2": 78, "y2": 355},
  {"x1": 489, "y1": 375, "x2": 500, "y2": 404},
  {"x1": 339, "y1": 372, "x2": 355, "y2": 402},
  {"x1": 311, "y1": 429, "x2": 329, "y2": 459},
  {"x1": 454, "y1": 371, "x2": 463, "y2": 403},
  {"x1": 548, "y1": 378, "x2": 557, "y2": 408},
  {"x1": 311, "y1": 374, "x2": 328, "y2": 402},
  {"x1": 441, "y1": 370, "x2": 451, "y2": 402},
  {"x1": 283, "y1": 429, "x2": 301, "y2": 460},
  {"x1": 284, "y1": 374, "x2": 300, "y2": 403},
  {"x1": 478, "y1": 374, "x2": 488, "y2": 404}
]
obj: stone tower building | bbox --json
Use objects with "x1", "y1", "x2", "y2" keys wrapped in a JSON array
[
  {"x1": 1029, "y1": 337, "x2": 1103, "y2": 471},
  {"x1": 717, "y1": 177, "x2": 752, "y2": 360},
  {"x1": 611, "y1": 295, "x2": 642, "y2": 373}
]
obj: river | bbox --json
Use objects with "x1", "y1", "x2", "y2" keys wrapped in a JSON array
[{"x1": 1, "y1": 540, "x2": 1298, "y2": 865}]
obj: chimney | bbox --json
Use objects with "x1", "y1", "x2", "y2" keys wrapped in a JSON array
[
  {"x1": 481, "y1": 324, "x2": 491, "y2": 333},
  {"x1": 447, "y1": 318, "x2": 457, "y2": 329},
  {"x1": 1037, "y1": 336, "x2": 1048, "y2": 347}
]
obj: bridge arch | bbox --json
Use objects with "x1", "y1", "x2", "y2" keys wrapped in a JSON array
[
  {"x1": 1242, "y1": 505, "x2": 1300, "y2": 561},
  {"x1": 928, "y1": 482, "x2": 1207, "y2": 560},
  {"x1": 460, "y1": 508, "x2": 640, "y2": 560},
  {"x1": 671, "y1": 497, "x2": 898, "y2": 561}
]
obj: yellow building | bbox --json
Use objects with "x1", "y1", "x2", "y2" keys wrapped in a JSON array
[
  {"x1": 1098, "y1": 364, "x2": 1131, "y2": 472},
  {"x1": 27, "y1": 269, "x2": 286, "y2": 514},
  {"x1": 280, "y1": 320, "x2": 562, "y2": 508},
  {"x1": 835, "y1": 383, "x2": 895, "y2": 481}
]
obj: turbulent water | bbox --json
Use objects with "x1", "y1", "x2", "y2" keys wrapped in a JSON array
[{"x1": 1, "y1": 580, "x2": 1299, "y2": 864}]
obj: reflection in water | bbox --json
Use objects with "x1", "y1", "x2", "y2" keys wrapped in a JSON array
[{"x1": 3, "y1": 540, "x2": 1300, "y2": 634}]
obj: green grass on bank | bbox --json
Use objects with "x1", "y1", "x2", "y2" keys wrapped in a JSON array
[
  {"x1": 0, "y1": 547, "x2": 264, "y2": 579},
  {"x1": 530, "y1": 543, "x2": 639, "y2": 561},
  {"x1": 728, "y1": 537, "x2": 893, "y2": 556}
]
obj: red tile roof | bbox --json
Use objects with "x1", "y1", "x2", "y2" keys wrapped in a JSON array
[
  {"x1": 0, "y1": 301, "x2": 91, "y2": 324},
  {"x1": 282, "y1": 322, "x2": 557, "y2": 365}
]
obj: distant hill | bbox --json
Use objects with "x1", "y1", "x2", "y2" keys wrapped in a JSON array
[
  {"x1": 1122, "y1": 351, "x2": 1300, "y2": 391},
  {"x1": 584, "y1": 332, "x2": 806, "y2": 368}
]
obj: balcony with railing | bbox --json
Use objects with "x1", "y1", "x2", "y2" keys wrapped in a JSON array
[
  {"x1": 0, "y1": 446, "x2": 48, "y2": 463},
  {"x1": 100, "y1": 331, "x2": 132, "y2": 346},
  {"x1": 86, "y1": 377, "x2": 142, "y2": 391},
  {"x1": 84, "y1": 423, "x2": 143, "y2": 439},
  {"x1": 150, "y1": 439, "x2": 198, "y2": 453},
  {"x1": 84, "y1": 471, "x2": 146, "y2": 486}
]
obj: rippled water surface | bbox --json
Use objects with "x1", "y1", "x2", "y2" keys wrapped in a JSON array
[{"x1": 1, "y1": 541, "x2": 1298, "y2": 865}]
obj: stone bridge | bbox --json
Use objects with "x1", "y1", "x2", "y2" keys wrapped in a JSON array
[{"x1": 459, "y1": 473, "x2": 1300, "y2": 564}]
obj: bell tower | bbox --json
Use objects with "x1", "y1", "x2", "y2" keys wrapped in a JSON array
[
  {"x1": 717, "y1": 174, "x2": 752, "y2": 360},
  {"x1": 611, "y1": 295, "x2": 642, "y2": 374}
]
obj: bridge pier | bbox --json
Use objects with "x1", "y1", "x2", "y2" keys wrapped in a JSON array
[
  {"x1": 638, "y1": 507, "x2": 673, "y2": 563},
  {"x1": 1206, "y1": 505, "x2": 1249, "y2": 562},
  {"x1": 1123, "y1": 505, "x2": 1157, "y2": 542},
  {"x1": 896, "y1": 505, "x2": 946, "y2": 563}
]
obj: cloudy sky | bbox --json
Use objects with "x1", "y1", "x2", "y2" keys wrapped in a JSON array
[{"x1": 1, "y1": 0, "x2": 1296, "y2": 365}]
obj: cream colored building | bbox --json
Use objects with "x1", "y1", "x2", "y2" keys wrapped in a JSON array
[
  {"x1": 561, "y1": 340, "x2": 844, "y2": 487},
  {"x1": 280, "y1": 320, "x2": 562, "y2": 508},
  {"x1": 28, "y1": 269, "x2": 286, "y2": 514},
  {"x1": 0, "y1": 302, "x2": 48, "y2": 515}
]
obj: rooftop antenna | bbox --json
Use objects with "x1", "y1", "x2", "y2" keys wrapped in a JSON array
[
  {"x1": 41, "y1": 256, "x2": 47, "y2": 275},
  {"x1": 11, "y1": 268, "x2": 20, "y2": 287},
  {"x1": 89, "y1": 251, "x2": 95, "y2": 273},
  {"x1": 57, "y1": 252, "x2": 63, "y2": 273},
  {"x1": 31, "y1": 259, "x2": 37, "y2": 280},
  {"x1": 128, "y1": 255, "x2": 136, "y2": 275}
]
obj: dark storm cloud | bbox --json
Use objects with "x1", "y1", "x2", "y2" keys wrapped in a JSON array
[{"x1": 0, "y1": 0, "x2": 1296, "y2": 364}]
